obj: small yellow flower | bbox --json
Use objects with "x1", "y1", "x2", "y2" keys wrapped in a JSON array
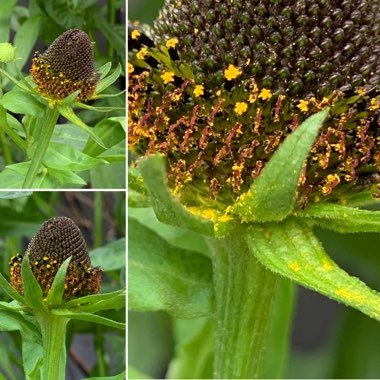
[
  {"x1": 161, "y1": 71, "x2": 175, "y2": 84},
  {"x1": 297, "y1": 99, "x2": 309, "y2": 112},
  {"x1": 128, "y1": 62, "x2": 134, "y2": 74},
  {"x1": 224, "y1": 64, "x2": 241, "y2": 80},
  {"x1": 357, "y1": 87, "x2": 366, "y2": 96},
  {"x1": 234, "y1": 102, "x2": 248, "y2": 115},
  {"x1": 166, "y1": 38, "x2": 178, "y2": 49},
  {"x1": 249, "y1": 94, "x2": 257, "y2": 103},
  {"x1": 131, "y1": 29, "x2": 141, "y2": 40},
  {"x1": 258, "y1": 88, "x2": 272, "y2": 101},
  {"x1": 193, "y1": 84, "x2": 204, "y2": 97},
  {"x1": 369, "y1": 97, "x2": 380, "y2": 111},
  {"x1": 136, "y1": 46, "x2": 149, "y2": 60}
]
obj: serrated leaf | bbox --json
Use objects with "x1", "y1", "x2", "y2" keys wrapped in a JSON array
[
  {"x1": 138, "y1": 155, "x2": 214, "y2": 235},
  {"x1": 233, "y1": 108, "x2": 330, "y2": 222},
  {"x1": 21, "y1": 255, "x2": 44, "y2": 310},
  {"x1": 246, "y1": 218, "x2": 380, "y2": 321},
  {"x1": 129, "y1": 218, "x2": 213, "y2": 318},
  {"x1": 52, "y1": 309, "x2": 125, "y2": 329},
  {"x1": 296, "y1": 203, "x2": 380, "y2": 233},
  {"x1": 46, "y1": 256, "x2": 71, "y2": 307}
]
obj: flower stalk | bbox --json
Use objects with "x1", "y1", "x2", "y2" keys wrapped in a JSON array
[
  {"x1": 208, "y1": 227, "x2": 278, "y2": 378},
  {"x1": 22, "y1": 106, "x2": 59, "y2": 188}
]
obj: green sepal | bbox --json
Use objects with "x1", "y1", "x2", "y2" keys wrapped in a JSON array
[
  {"x1": 138, "y1": 155, "x2": 214, "y2": 235},
  {"x1": 232, "y1": 108, "x2": 330, "y2": 222},
  {"x1": 46, "y1": 256, "x2": 71, "y2": 308},
  {"x1": 21, "y1": 255, "x2": 44, "y2": 310},
  {"x1": 246, "y1": 218, "x2": 380, "y2": 321},
  {"x1": 95, "y1": 64, "x2": 122, "y2": 94},
  {"x1": 63, "y1": 289, "x2": 126, "y2": 313},
  {"x1": 129, "y1": 218, "x2": 214, "y2": 318},
  {"x1": 296, "y1": 202, "x2": 380, "y2": 233},
  {"x1": 51, "y1": 309, "x2": 125, "y2": 330}
]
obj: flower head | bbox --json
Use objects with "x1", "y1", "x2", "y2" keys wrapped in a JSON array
[
  {"x1": 129, "y1": 1, "x2": 380, "y2": 206},
  {"x1": 31, "y1": 29, "x2": 100, "y2": 102},
  {"x1": 10, "y1": 217, "x2": 102, "y2": 299}
]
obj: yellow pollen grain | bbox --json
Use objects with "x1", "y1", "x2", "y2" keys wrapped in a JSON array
[
  {"x1": 194, "y1": 28, "x2": 199, "y2": 34},
  {"x1": 43, "y1": 256, "x2": 48, "y2": 261},
  {"x1": 193, "y1": 84, "x2": 204, "y2": 97},
  {"x1": 166, "y1": 38, "x2": 178, "y2": 48},
  {"x1": 335, "y1": 287, "x2": 366, "y2": 304},
  {"x1": 297, "y1": 99, "x2": 309, "y2": 112},
  {"x1": 289, "y1": 262, "x2": 300, "y2": 272},
  {"x1": 216, "y1": 89, "x2": 222, "y2": 96},
  {"x1": 161, "y1": 71, "x2": 175, "y2": 84},
  {"x1": 136, "y1": 46, "x2": 148, "y2": 60},
  {"x1": 131, "y1": 29, "x2": 141, "y2": 40},
  {"x1": 258, "y1": 88, "x2": 272, "y2": 101},
  {"x1": 218, "y1": 213, "x2": 232, "y2": 223},
  {"x1": 234, "y1": 101, "x2": 248, "y2": 115},
  {"x1": 46, "y1": 264, "x2": 51, "y2": 269},
  {"x1": 232, "y1": 163, "x2": 244, "y2": 172},
  {"x1": 128, "y1": 62, "x2": 134, "y2": 74},
  {"x1": 224, "y1": 64, "x2": 241, "y2": 80},
  {"x1": 322, "y1": 259, "x2": 333, "y2": 271}
]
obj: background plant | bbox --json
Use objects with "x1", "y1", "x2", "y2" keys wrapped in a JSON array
[
  {"x1": 128, "y1": 1, "x2": 380, "y2": 379},
  {"x1": 0, "y1": 0, "x2": 125, "y2": 189},
  {"x1": 0, "y1": 191, "x2": 125, "y2": 380}
]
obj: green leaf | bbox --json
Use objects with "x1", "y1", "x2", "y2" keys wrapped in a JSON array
[
  {"x1": 57, "y1": 105, "x2": 106, "y2": 148},
  {"x1": 90, "y1": 162, "x2": 125, "y2": 189},
  {"x1": 0, "y1": 90, "x2": 45, "y2": 116},
  {"x1": 44, "y1": 142, "x2": 107, "y2": 171},
  {"x1": 296, "y1": 203, "x2": 380, "y2": 233},
  {"x1": 82, "y1": 117, "x2": 125, "y2": 157},
  {"x1": 0, "y1": 0, "x2": 16, "y2": 42},
  {"x1": 90, "y1": 238, "x2": 126, "y2": 271},
  {"x1": 95, "y1": 64, "x2": 122, "y2": 94},
  {"x1": 0, "y1": 310, "x2": 26, "y2": 331},
  {"x1": 167, "y1": 318, "x2": 214, "y2": 379},
  {"x1": 63, "y1": 289, "x2": 126, "y2": 312},
  {"x1": 129, "y1": 218, "x2": 213, "y2": 318},
  {"x1": 46, "y1": 257, "x2": 71, "y2": 307},
  {"x1": 52, "y1": 309, "x2": 125, "y2": 329},
  {"x1": 21, "y1": 255, "x2": 44, "y2": 310},
  {"x1": 127, "y1": 366, "x2": 150, "y2": 379},
  {"x1": 233, "y1": 108, "x2": 330, "y2": 222},
  {"x1": 138, "y1": 155, "x2": 214, "y2": 236},
  {"x1": 0, "y1": 301, "x2": 25, "y2": 312},
  {"x1": 84, "y1": 370, "x2": 126, "y2": 380},
  {"x1": 246, "y1": 217, "x2": 380, "y2": 321},
  {"x1": 43, "y1": 167, "x2": 86, "y2": 187}
]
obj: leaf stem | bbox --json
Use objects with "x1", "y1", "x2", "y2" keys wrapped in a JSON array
[
  {"x1": 208, "y1": 226, "x2": 281, "y2": 379},
  {"x1": 22, "y1": 106, "x2": 59, "y2": 188},
  {"x1": 37, "y1": 313, "x2": 69, "y2": 380},
  {"x1": 107, "y1": 0, "x2": 116, "y2": 58}
]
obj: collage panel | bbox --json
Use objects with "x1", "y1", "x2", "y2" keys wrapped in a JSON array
[
  {"x1": 0, "y1": 1, "x2": 125, "y2": 190},
  {"x1": 0, "y1": 191, "x2": 126, "y2": 379},
  {"x1": 128, "y1": 1, "x2": 380, "y2": 379}
]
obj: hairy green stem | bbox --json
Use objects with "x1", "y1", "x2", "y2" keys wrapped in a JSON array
[
  {"x1": 37, "y1": 314, "x2": 69, "y2": 380},
  {"x1": 208, "y1": 226, "x2": 280, "y2": 379},
  {"x1": 0, "y1": 64, "x2": 13, "y2": 164},
  {"x1": 22, "y1": 106, "x2": 59, "y2": 188}
]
